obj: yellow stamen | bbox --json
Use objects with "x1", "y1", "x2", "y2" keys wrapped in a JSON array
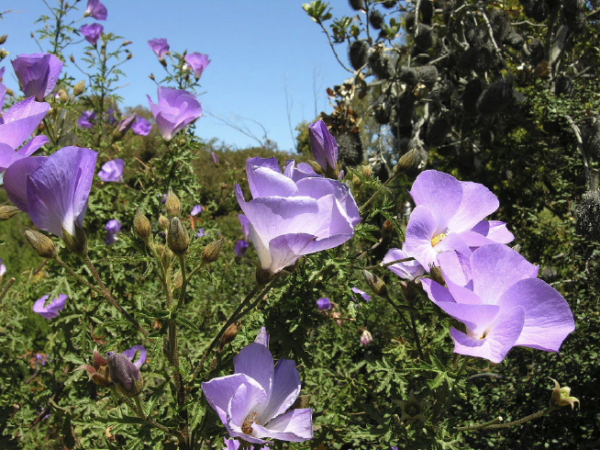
[{"x1": 431, "y1": 233, "x2": 447, "y2": 247}]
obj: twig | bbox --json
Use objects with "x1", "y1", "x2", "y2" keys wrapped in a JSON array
[
  {"x1": 564, "y1": 114, "x2": 591, "y2": 188},
  {"x1": 457, "y1": 407, "x2": 557, "y2": 431},
  {"x1": 318, "y1": 22, "x2": 354, "y2": 74},
  {"x1": 55, "y1": 257, "x2": 103, "y2": 295}
]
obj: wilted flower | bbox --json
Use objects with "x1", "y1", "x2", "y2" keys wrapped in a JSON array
[
  {"x1": 77, "y1": 110, "x2": 96, "y2": 129},
  {"x1": 105, "y1": 219, "x2": 121, "y2": 245},
  {"x1": 382, "y1": 246, "x2": 425, "y2": 281},
  {"x1": 80, "y1": 23, "x2": 103, "y2": 45},
  {"x1": 351, "y1": 287, "x2": 370, "y2": 302},
  {"x1": 236, "y1": 157, "x2": 360, "y2": 277},
  {"x1": 316, "y1": 297, "x2": 331, "y2": 311},
  {"x1": 147, "y1": 87, "x2": 202, "y2": 141},
  {"x1": 308, "y1": 120, "x2": 338, "y2": 176},
  {"x1": 11, "y1": 53, "x2": 63, "y2": 101},
  {"x1": 360, "y1": 329, "x2": 373, "y2": 346},
  {"x1": 33, "y1": 294, "x2": 67, "y2": 320},
  {"x1": 106, "y1": 346, "x2": 145, "y2": 396},
  {"x1": 147, "y1": 38, "x2": 169, "y2": 60},
  {"x1": 191, "y1": 204, "x2": 203, "y2": 216},
  {"x1": 84, "y1": 0, "x2": 107, "y2": 20},
  {"x1": 184, "y1": 52, "x2": 211, "y2": 79},
  {"x1": 77, "y1": 348, "x2": 111, "y2": 386},
  {"x1": 202, "y1": 327, "x2": 313, "y2": 444},
  {"x1": 421, "y1": 244, "x2": 575, "y2": 363},
  {"x1": 132, "y1": 116, "x2": 152, "y2": 136},
  {"x1": 549, "y1": 378, "x2": 579, "y2": 409},
  {"x1": 404, "y1": 170, "x2": 514, "y2": 270},
  {"x1": 98, "y1": 158, "x2": 124, "y2": 182},
  {"x1": 4, "y1": 146, "x2": 97, "y2": 238},
  {"x1": 212, "y1": 151, "x2": 219, "y2": 165},
  {"x1": 234, "y1": 240, "x2": 249, "y2": 258},
  {"x1": 238, "y1": 214, "x2": 250, "y2": 241}
]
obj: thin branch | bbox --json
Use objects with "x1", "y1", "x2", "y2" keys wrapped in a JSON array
[
  {"x1": 564, "y1": 114, "x2": 591, "y2": 188},
  {"x1": 318, "y1": 22, "x2": 354, "y2": 74}
]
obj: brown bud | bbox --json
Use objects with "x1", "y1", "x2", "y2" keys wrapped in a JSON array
[
  {"x1": 0, "y1": 35, "x2": 7, "y2": 45},
  {"x1": 161, "y1": 246, "x2": 173, "y2": 267},
  {"x1": 220, "y1": 321, "x2": 242, "y2": 346},
  {"x1": 165, "y1": 189, "x2": 181, "y2": 218},
  {"x1": 62, "y1": 224, "x2": 88, "y2": 256},
  {"x1": 23, "y1": 229, "x2": 57, "y2": 259},
  {"x1": 160, "y1": 58, "x2": 167, "y2": 67},
  {"x1": 0, "y1": 205, "x2": 21, "y2": 220},
  {"x1": 362, "y1": 270, "x2": 388, "y2": 297},
  {"x1": 158, "y1": 214, "x2": 169, "y2": 231},
  {"x1": 57, "y1": 89, "x2": 68, "y2": 103},
  {"x1": 167, "y1": 217, "x2": 189, "y2": 255},
  {"x1": 362, "y1": 165, "x2": 372, "y2": 178},
  {"x1": 149, "y1": 73, "x2": 155, "y2": 81},
  {"x1": 429, "y1": 265, "x2": 445, "y2": 286},
  {"x1": 173, "y1": 271, "x2": 183, "y2": 290},
  {"x1": 70, "y1": 55, "x2": 75, "y2": 63},
  {"x1": 134, "y1": 208, "x2": 151, "y2": 243},
  {"x1": 73, "y1": 80, "x2": 85, "y2": 96},
  {"x1": 127, "y1": 53, "x2": 133, "y2": 60},
  {"x1": 382, "y1": 219, "x2": 394, "y2": 236},
  {"x1": 394, "y1": 149, "x2": 416, "y2": 173},
  {"x1": 201, "y1": 238, "x2": 223, "y2": 264},
  {"x1": 0, "y1": 49, "x2": 9, "y2": 60},
  {"x1": 352, "y1": 174, "x2": 362, "y2": 189},
  {"x1": 123, "y1": 40, "x2": 132, "y2": 46},
  {"x1": 5, "y1": 87, "x2": 14, "y2": 97}
]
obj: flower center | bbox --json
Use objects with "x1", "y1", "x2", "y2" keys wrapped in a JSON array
[
  {"x1": 242, "y1": 412, "x2": 258, "y2": 435},
  {"x1": 431, "y1": 233, "x2": 447, "y2": 247}
]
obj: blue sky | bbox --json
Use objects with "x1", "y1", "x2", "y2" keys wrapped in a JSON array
[{"x1": 1, "y1": 0, "x2": 358, "y2": 152}]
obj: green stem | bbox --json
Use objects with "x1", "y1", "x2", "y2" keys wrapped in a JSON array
[
  {"x1": 0, "y1": 277, "x2": 15, "y2": 302},
  {"x1": 55, "y1": 257, "x2": 103, "y2": 295},
  {"x1": 117, "y1": 390, "x2": 180, "y2": 438},
  {"x1": 457, "y1": 407, "x2": 557, "y2": 432},
  {"x1": 175, "y1": 254, "x2": 188, "y2": 312}
]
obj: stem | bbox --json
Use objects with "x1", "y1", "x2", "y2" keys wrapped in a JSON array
[
  {"x1": 167, "y1": 317, "x2": 189, "y2": 445},
  {"x1": 0, "y1": 277, "x2": 16, "y2": 303},
  {"x1": 118, "y1": 392, "x2": 180, "y2": 438},
  {"x1": 457, "y1": 407, "x2": 557, "y2": 432},
  {"x1": 359, "y1": 169, "x2": 401, "y2": 214},
  {"x1": 55, "y1": 257, "x2": 103, "y2": 295},
  {"x1": 175, "y1": 254, "x2": 188, "y2": 312},
  {"x1": 408, "y1": 312, "x2": 424, "y2": 359},
  {"x1": 318, "y1": 22, "x2": 354, "y2": 74},
  {"x1": 83, "y1": 255, "x2": 149, "y2": 336}
]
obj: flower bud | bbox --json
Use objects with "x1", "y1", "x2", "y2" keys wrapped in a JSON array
[
  {"x1": 69, "y1": 55, "x2": 75, "y2": 63},
  {"x1": 23, "y1": 229, "x2": 57, "y2": 259},
  {"x1": 106, "y1": 351, "x2": 144, "y2": 397},
  {"x1": 220, "y1": 321, "x2": 242, "y2": 347},
  {"x1": 382, "y1": 219, "x2": 394, "y2": 237},
  {"x1": 167, "y1": 217, "x2": 189, "y2": 255},
  {"x1": 73, "y1": 80, "x2": 85, "y2": 96},
  {"x1": 161, "y1": 245, "x2": 173, "y2": 267},
  {"x1": 76, "y1": 348, "x2": 111, "y2": 387},
  {"x1": 165, "y1": 189, "x2": 181, "y2": 218},
  {"x1": 307, "y1": 160, "x2": 324, "y2": 175},
  {"x1": 394, "y1": 149, "x2": 416, "y2": 173},
  {"x1": 5, "y1": 87, "x2": 14, "y2": 97},
  {"x1": 0, "y1": 49, "x2": 9, "y2": 60},
  {"x1": 127, "y1": 53, "x2": 133, "y2": 60},
  {"x1": 398, "y1": 393, "x2": 427, "y2": 422},
  {"x1": 134, "y1": 208, "x2": 151, "y2": 243},
  {"x1": 362, "y1": 270, "x2": 388, "y2": 297},
  {"x1": 158, "y1": 214, "x2": 169, "y2": 232},
  {"x1": 0, "y1": 35, "x2": 7, "y2": 45},
  {"x1": 256, "y1": 267, "x2": 274, "y2": 285},
  {"x1": 430, "y1": 265, "x2": 445, "y2": 285},
  {"x1": 201, "y1": 238, "x2": 223, "y2": 264},
  {"x1": 149, "y1": 73, "x2": 155, "y2": 81},
  {"x1": 549, "y1": 378, "x2": 579, "y2": 409},
  {"x1": 123, "y1": 40, "x2": 132, "y2": 46},
  {"x1": 0, "y1": 205, "x2": 20, "y2": 220},
  {"x1": 62, "y1": 224, "x2": 88, "y2": 256},
  {"x1": 361, "y1": 165, "x2": 372, "y2": 178},
  {"x1": 57, "y1": 89, "x2": 68, "y2": 103},
  {"x1": 360, "y1": 329, "x2": 373, "y2": 346},
  {"x1": 352, "y1": 174, "x2": 362, "y2": 189}
]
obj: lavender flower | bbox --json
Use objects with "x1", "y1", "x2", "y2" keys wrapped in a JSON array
[
  {"x1": 4, "y1": 146, "x2": 97, "y2": 238},
  {"x1": 360, "y1": 329, "x2": 373, "y2": 346},
  {"x1": 196, "y1": 228, "x2": 205, "y2": 238},
  {"x1": 236, "y1": 157, "x2": 360, "y2": 276},
  {"x1": 105, "y1": 219, "x2": 121, "y2": 245},
  {"x1": 185, "y1": 52, "x2": 211, "y2": 79},
  {"x1": 202, "y1": 327, "x2": 313, "y2": 444},
  {"x1": 421, "y1": 244, "x2": 575, "y2": 363},
  {"x1": 121, "y1": 345, "x2": 146, "y2": 369},
  {"x1": 147, "y1": 87, "x2": 202, "y2": 141},
  {"x1": 223, "y1": 438, "x2": 269, "y2": 450},
  {"x1": 0, "y1": 259, "x2": 6, "y2": 277},
  {"x1": 106, "y1": 348, "x2": 144, "y2": 396},
  {"x1": 351, "y1": 287, "x2": 370, "y2": 302},
  {"x1": 190, "y1": 205, "x2": 203, "y2": 216},
  {"x1": 382, "y1": 246, "x2": 425, "y2": 281},
  {"x1": 132, "y1": 116, "x2": 152, "y2": 136},
  {"x1": 98, "y1": 158, "x2": 124, "y2": 182},
  {"x1": 0, "y1": 95, "x2": 49, "y2": 172},
  {"x1": 84, "y1": 0, "x2": 107, "y2": 20},
  {"x1": 404, "y1": 170, "x2": 514, "y2": 270},
  {"x1": 11, "y1": 53, "x2": 63, "y2": 101},
  {"x1": 104, "y1": 107, "x2": 117, "y2": 124},
  {"x1": 147, "y1": 38, "x2": 169, "y2": 60},
  {"x1": 211, "y1": 151, "x2": 219, "y2": 165},
  {"x1": 80, "y1": 23, "x2": 103, "y2": 45},
  {"x1": 35, "y1": 353, "x2": 48, "y2": 366},
  {"x1": 234, "y1": 240, "x2": 249, "y2": 258},
  {"x1": 114, "y1": 114, "x2": 136, "y2": 138},
  {"x1": 238, "y1": 214, "x2": 250, "y2": 241},
  {"x1": 33, "y1": 294, "x2": 67, "y2": 320},
  {"x1": 77, "y1": 110, "x2": 96, "y2": 129},
  {"x1": 316, "y1": 297, "x2": 331, "y2": 311},
  {"x1": 308, "y1": 120, "x2": 338, "y2": 175}
]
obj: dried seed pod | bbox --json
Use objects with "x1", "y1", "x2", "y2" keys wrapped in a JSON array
[
  {"x1": 349, "y1": 40, "x2": 369, "y2": 70},
  {"x1": 476, "y1": 79, "x2": 514, "y2": 116},
  {"x1": 368, "y1": 51, "x2": 394, "y2": 80},
  {"x1": 463, "y1": 79, "x2": 486, "y2": 116},
  {"x1": 335, "y1": 132, "x2": 364, "y2": 166},
  {"x1": 575, "y1": 190, "x2": 600, "y2": 240},
  {"x1": 425, "y1": 116, "x2": 451, "y2": 147},
  {"x1": 349, "y1": 0, "x2": 365, "y2": 10},
  {"x1": 530, "y1": 0, "x2": 550, "y2": 22},
  {"x1": 419, "y1": 0, "x2": 434, "y2": 25},
  {"x1": 555, "y1": 76, "x2": 573, "y2": 96},
  {"x1": 414, "y1": 65, "x2": 438, "y2": 87},
  {"x1": 369, "y1": 10, "x2": 384, "y2": 29},
  {"x1": 414, "y1": 24, "x2": 434, "y2": 50}
]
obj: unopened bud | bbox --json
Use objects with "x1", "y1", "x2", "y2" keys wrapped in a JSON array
[
  {"x1": 352, "y1": 174, "x2": 362, "y2": 189},
  {"x1": 429, "y1": 265, "x2": 445, "y2": 285},
  {"x1": 167, "y1": 217, "x2": 189, "y2": 255},
  {"x1": 165, "y1": 189, "x2": 181, "y2": 218},
  {"x1": 382, "y1": 219, "x2": 394, "y2": 237},
  {"x1": 158, "y1": 214, "x2": 169, "y2": 232},
  {"x1": 149, "y1": 73, "x2": 155, "y2": 81},
  {"x1": 73, "y1": 80, "x2": 85, "y2": 96},
  {"x1": 0, "y1": 49, "x2": 9, "y2": 60},
  {"x1": 362, "y1": 165, "x2": 372, "y2": 178},
  {"x1": 161, "y1": 245, "x2": 173, "y2": 267},
  {"x1": 220, "y1": 321, "x2": 242, "y2": 347},
  {"x1": 57, "y1": 89, "x2": 68, "y2": 103},
  {"x1": 134, "y1": 208, "x2": 151, "y2": 243},
  {"x1": 307, "y1": 160, "x2": 324, "y2": 175},
  {"x1": 395, "y1": 149, "x2": 416, "y2": 173},
  {"x1": 0, "y1": 205, "x2": 21, "y2": 220},
  {"x1": 0, "y1": 35, "x2": 7, "y2": 45},
  {"x1": 70, "y1": 55, "x2": 75, "y2": 63},
  {"x1": 127, "y1": 53, "x2": 133, "y2": 60},
  {"x1": 362, "y1": 270, "x2": 388, "y2": 297},
  {"x1": 62, "y1": 224, "x2": 88, "y2": 256},
  {"x1": 173, "y1": 271, "x2": 182, "y2": 290},
  {"x1": 160, "y1": 58, "x2": 167, "y2": 67},
  {"x1": 5, "y1": 87, "x2": 14, "y2": 97},
  {"x1": 23, "y1": 228, "x2": 57, "y2": 259},
  {"x1": 123, "y1": 40, "x2": 132, "y2": 46},
  {"x1": 201, "y1": 238, "x2": 223, "y2": 264}
]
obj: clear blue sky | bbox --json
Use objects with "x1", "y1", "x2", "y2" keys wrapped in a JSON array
[{"x1": 1, "y1": 0, "x2": 358, "y2": 152}]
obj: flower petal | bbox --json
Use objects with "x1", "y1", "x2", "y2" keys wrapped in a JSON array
[
  {"x1": 202, "y1": 373, "x2": 255, "y2": 429},
  {"x1": 17, "y1": 135, "x2": 48, "y2": 156},
  {"x1": 0, "y1": 97, "x2": 50, "y2": 149},
  {"x1": 258, "y1": 359, "x2": 301, "y2": 423},
  {"x1": 4, "y1": 156, "x2": 47, "y2": 212},
  {"x1": 227, "y1": 382, "x2": 269, "y2": 433},
  {"x1": 255, "y1": 408, "x2": 313, "y2": 443},
  {"x1": 436, "y1": 302, "x2": 500, "y2": 337},
  {"x1": 447, "y1": 181, "x2": 499, "y2": 233},
  {"x1": 234, "y1": 343, "x2": 274, "y2": 401},
  {"x1": 404, "y1": 205, "x2": 438, "y2": 268}
]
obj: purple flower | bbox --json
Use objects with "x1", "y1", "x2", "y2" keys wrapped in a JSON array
[
  {"x1": 236, "y1": 157, "x2": 360, "y2": 276},
  {"x1": 105, "y1": 219, "x2": 121, "y2": 245},
  {"x1": 160, "y1": 193, "x2": 167, "y2": 204},
  {"x1": 121, "y1": 345, "x2": 146, "y2": 369},
  {"x1": 104, "y1": 107, "x2": 117, "y2": 125},
  {"x1": 238, "y1": 214, "x2": 250, "y2": 241},
  {"x1": 235, "y1": 240, "x2": 249, "y2": 258},
  {"x1": 147, "y1": 87, "x2": 203, "y2": 141},
  {"x1": 308, "y1": 120, "x2": 338, "y2": 175},
  {"x1": 80, "y1": 23, "x2": 103, "y2": 45},
  {"x1": 360, "y1": 329, "x2": 373, "y2": 346},
  {"x1": 0, "y1": 67, "x2": 5, "y2": 82},
  {"x1": 132, "y1": 116, "x2": 152, "y2": 136},
  {"x1": 0, "y1": 95, "x2": 49, "y2": 172},
  {"x1": 33, "y1": 294, "x2": 67, "y2": 320},
  {"x1": 185, "y1": 52, "x2": 211, "y2": 80},
  {"x1": 147, "y1": 38, "x2": 169, "y2": 60},
  {"x1": 196, "y1": 228, "x2": 205, "y2": 238},
  {"x1": 106, "y1": 349, "x2": 143, "y2": 396},
  {"x1": 4, "y1": 146, "x2": 97, "y2": 237},
  {"x1": 202, "y1": 327, "x2": 313, "y2": 444},
  {"x1": 223, "y1": 438, "x2": 269, "y2": 450},
  {"x1": 84, "y1": 0, "x2": 107, "y2": 20},
  {"x1": 0, "y1": 259, "x2": 6, "y2": 277},
  {"x1": 421, "y1": 244, "x2": 575, "y2": 363},
  {"x1": 212, "y1": 151, "x2": 219, "y2": 165},
  {"x1": 316, "y1": 297, "x2": 331, "y2": 311},
  {"x1": 382, "y1": 246, "x2": 425, "y2": 281},
  {"x1": 11, "y1": 53, "x2": 63, "y2": 101},
  {"x1": 404, "y1": 170, "x2": 514, "y2": 270},
  {"x1": 115, "y1": 114, "x2": 136, "y2": 136},
  {"x1": 190, "y1": 205, "x2": 203, "y2": 216},
  {"x1": 98, "y1": 158, "x2": 124, "y2": 182},
  {"x1": 351, "y1": 287, "x2": 370, "y2": 302},
  {"x1": 77, "y1": 110, "x2": 96, "y2": 129},
  {"x1": 36, "y1": 353, "x2": 48, "y2": 366}
]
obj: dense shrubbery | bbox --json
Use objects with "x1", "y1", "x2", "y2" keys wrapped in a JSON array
[{"x1": 0, "y1": 0, "x2": 597, "y2": 449}]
